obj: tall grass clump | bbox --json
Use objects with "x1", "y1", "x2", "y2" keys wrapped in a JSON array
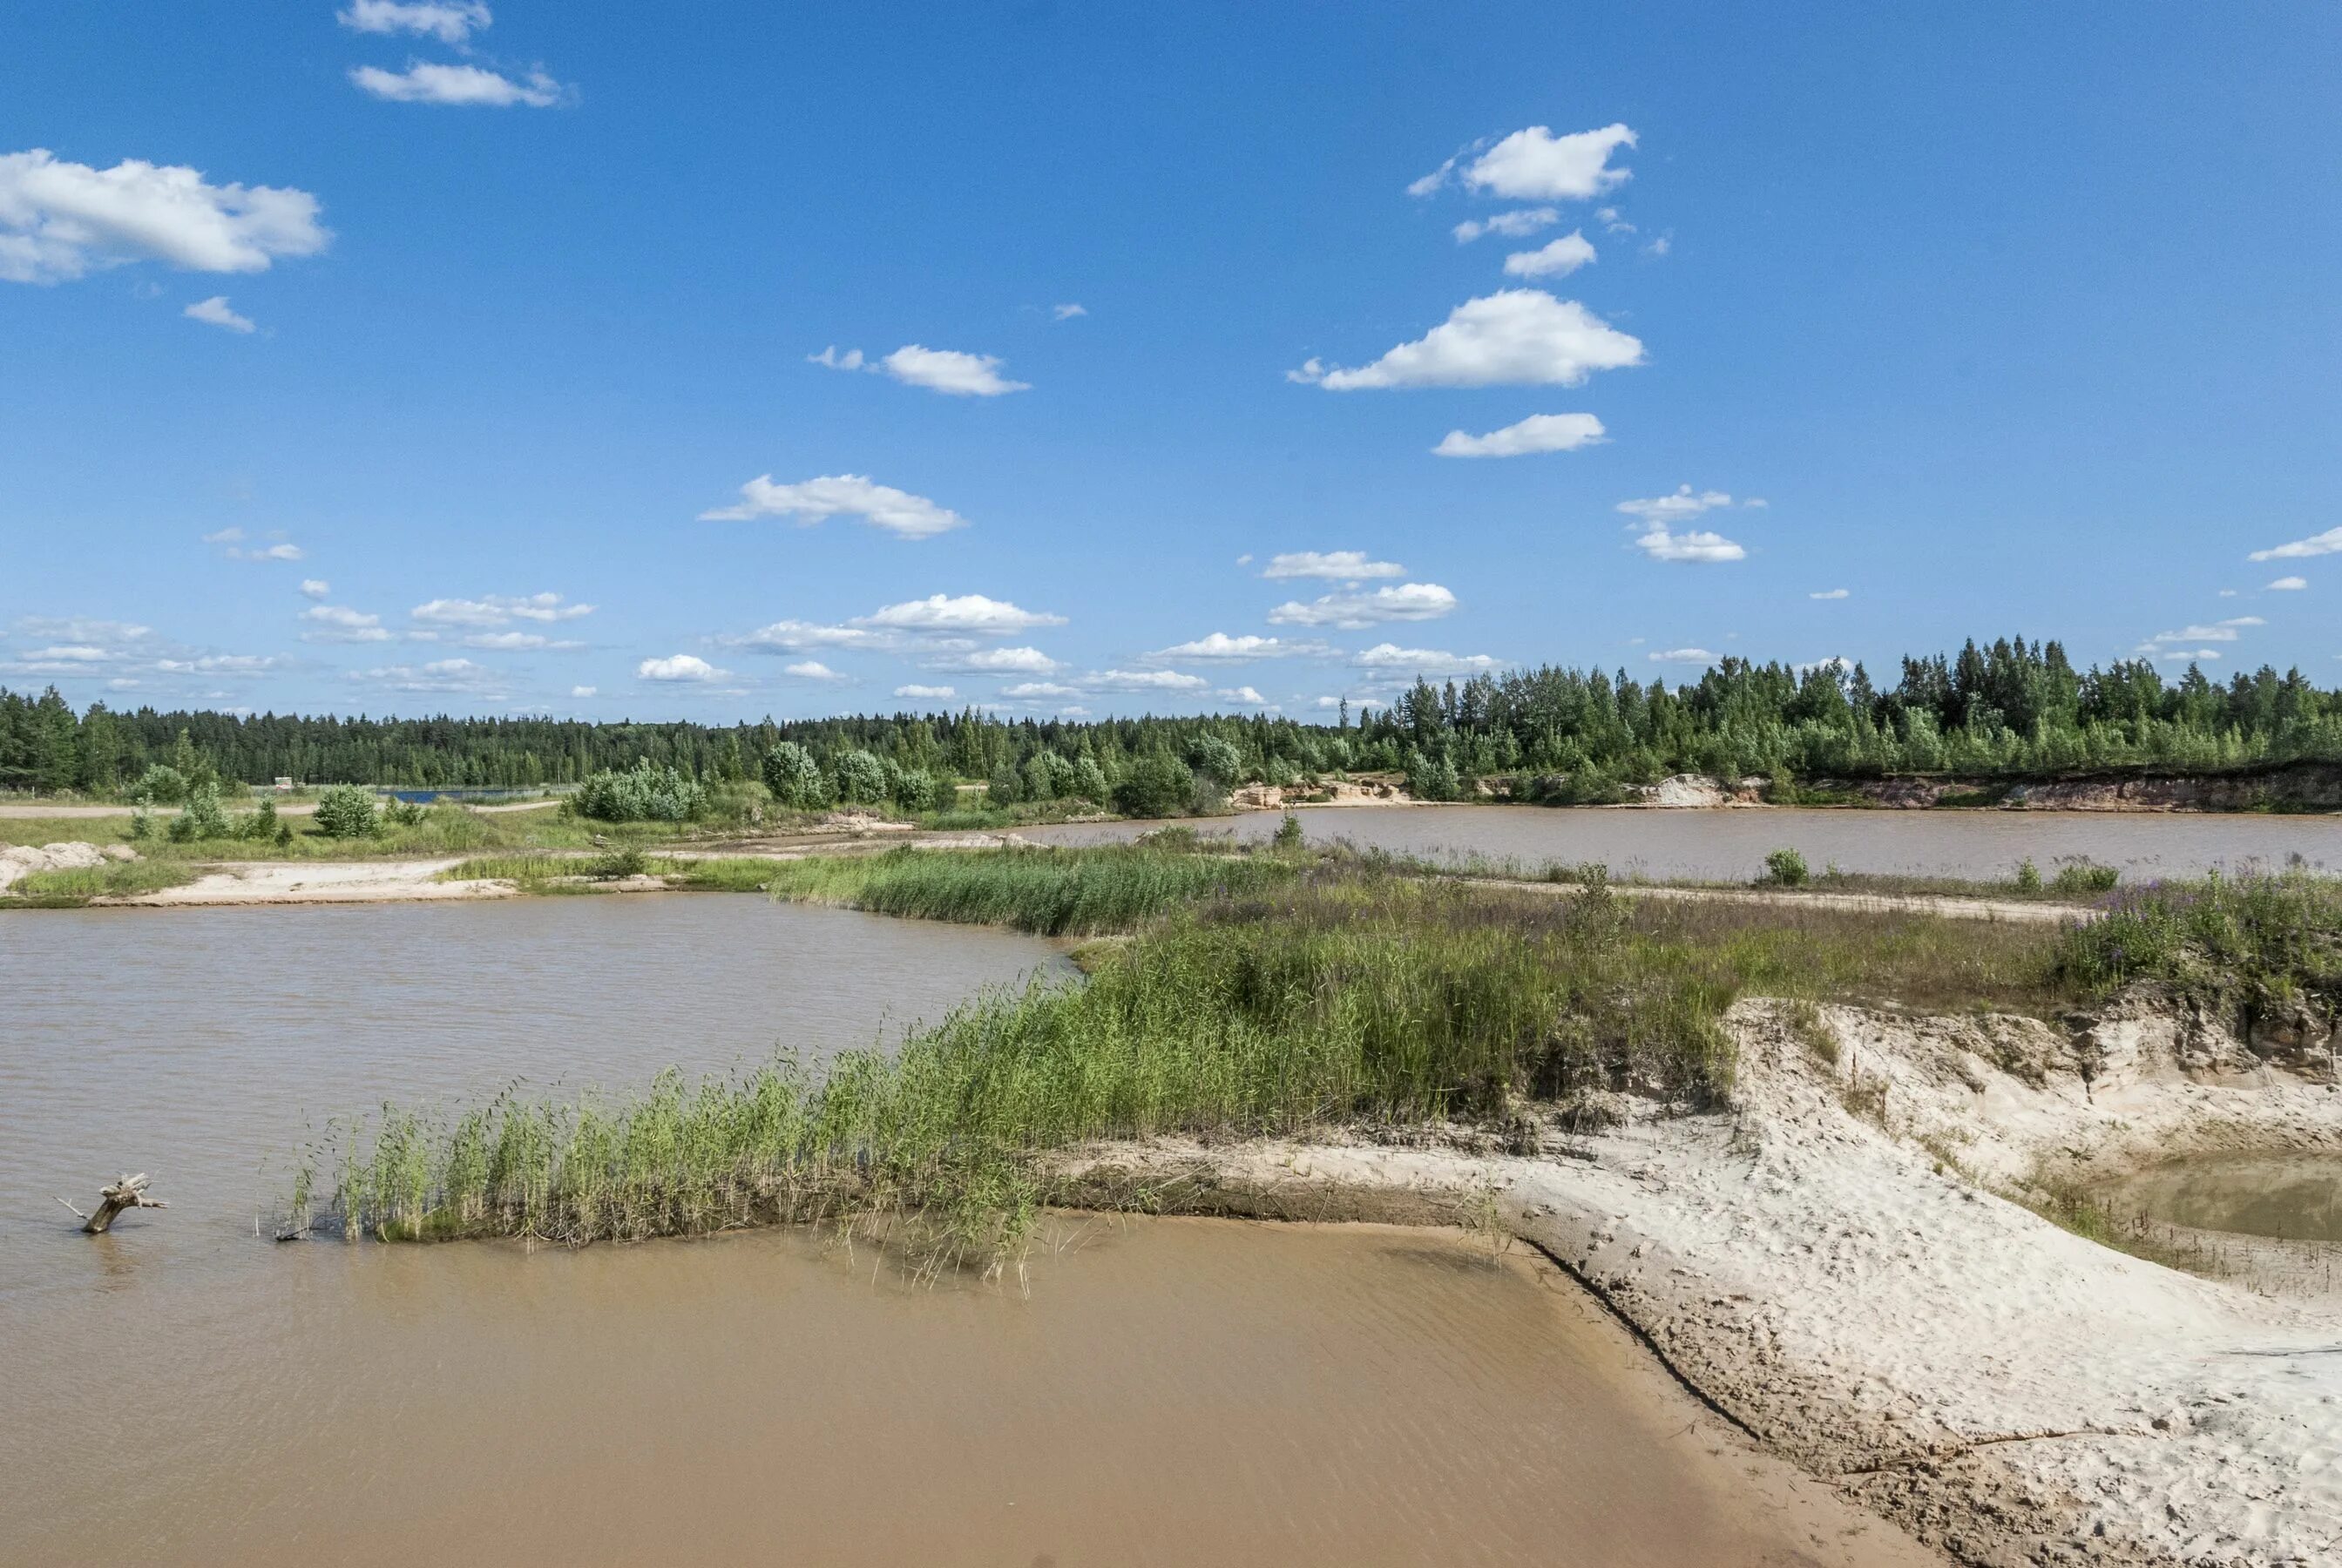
[
  {"x1": 759, "y1": 843, "x2": 1298, "y2": 936},
  {"x1": 2054, "y1": 871, "x2": 2342, "y2": 1019},
  {"x1": 6, "y1": 858, "x2": 198, "y2": 903},
  {"x1": 297, "y1": 869, "x2": 1742, "y2": 1254}
]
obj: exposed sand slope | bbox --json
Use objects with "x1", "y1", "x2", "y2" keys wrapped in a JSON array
[
  {"x1": 0, "y1": 840, "x2": 132, "y2": 891},
  {"x1": 1076, "y1": 1002, "x2": 2342, "y2": 1566}
]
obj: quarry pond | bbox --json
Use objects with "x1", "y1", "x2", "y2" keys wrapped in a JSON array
[
  {"x1": 1026, "y1": 801, "x2": 2342, "y2": 882},
  {"x1": 0, "y1": 894, "x2": 1930, "y2": 1567}
]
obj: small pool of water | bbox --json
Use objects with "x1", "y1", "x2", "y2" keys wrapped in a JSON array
[{"x1": 2100, "y1": 1152, "x2": 2342, "y2": 1244}]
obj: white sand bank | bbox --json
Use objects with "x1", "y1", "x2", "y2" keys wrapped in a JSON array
[
  {"x1": 118, "y1": 858, "x2": 516, "y2": 906},
  {"x1": 1083, "y1": 1001, "x2": 2342, "y2": 1565}
]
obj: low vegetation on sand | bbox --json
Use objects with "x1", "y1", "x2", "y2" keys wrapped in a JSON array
[
  {"x1": 2054, "y1": 869, "x2": 2342, "y2": 1018},
  {"x1": 6, "y1": 859, "x2": 198, "y2": 902}
]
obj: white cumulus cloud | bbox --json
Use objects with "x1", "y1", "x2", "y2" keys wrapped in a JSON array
[
  {"x1": 1262, "y1": 551, "x2": 1405, "y2": 582},
  {"x1": 1290, "y1": 290, "x2": 1641, "y2": 390},
  {"x1": 1501, "y1": 232, "x2": 1595, "y2": 279},
  {"x1": 337, "y1": 2, "x2": 491, "y2": 44},
  {"x1": 1634, "y1": 527, "x2": 1744, "y2": 563},
  {"x1": 700, "y1": 474, "x2": 968, "y2": 539},
  {"x1": 1269, "y1": 583, "x2": 1457, "y2": 629},
  {"x1": 858, "y1": 594, "x2": 1065, "y2": 635},
  {"x1": 923, "y1": 645, "x2": 1061, "y2": 674},
  {"x1": 571, "y1": 685, "x2": 596, "y2": 697},
  {"x1": 877, "y1": 344, "x2": 1029, "y2": 396},
  {"x1": 1433, "y1": 412, "x2": 1604, "y2": 458},
  {"x1": 1083, "y1": 669, "x2": 1208, "y2": 693},
  {"x1": 637, "y1": 653, "x2": 723, "y2": 682},
  {"x1": 1217, "y1": 686, "x2": 1269, "y2": 706},
  {"x1": 349, "y1": 64, "x2": 565, "y2": 108},
  {"x1": 0, "y1": 149, "x2": 328, "y2": 285},
  {"x1": 300, "y1": 578, "x2": 330, "y2": 599},
  {"x1": 183, "y1": 294, "x2": 254, "y2": 333},
  {"x1": 782, "y1": 659, "x2": 843, "y2": 680},
  {"x1": 894, "y1": 683, "x2": 956, "y2": 700},
  {"x1": 1462, "y1": 124, "x2": 1636, "y2": 200},
  {"x1": 2268, "y1": 576, "x2": 2308, "y2": 591},
  {"x1": 2249, "y1": 527, "x2": 2342, "y2": 562},
  {"x1": 721, "y1": 618, "x2": 884, "y2": 652},
  {"x1": 1648, "y1": 647, "x2": 1716, "y2": 666}
]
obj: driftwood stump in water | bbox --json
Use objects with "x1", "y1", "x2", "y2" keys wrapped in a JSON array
[{"x1": 58, "y1": 1173, "x2": 168, "y2": 1233}]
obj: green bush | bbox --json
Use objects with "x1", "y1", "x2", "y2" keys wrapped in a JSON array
[
  {"x1": 986, "y1": 758, "x2": 1023, "y2": 808},
  {"x1": 830, "y1": 749, "x2": 889, "y2": 807},
  {"x1": 891, "y1": 767, "x2": 937, "y2": 812},
  {"x1": 240, "y1": 794, "x2": 281, "y2": 841},
  {"x1": 1113, "y1": 754, "x2": 1194, "y2": 818},
  {"x1": 574, "y1": 761, "x2": 706, "y2": 823},
  {"x1": 314, "y1": 784, "x2": 382, "y2": 839},
  {"x1": 2014, "y1": 857, "x2": 2044, "y2": 893},
  {"x1": 2052, "y1": 858, "x2": 2120, "y2": 895},
  {"x1": 1405, "y1": 748, "x2": 1462, "y2": 801},
  {"x1": 131, "y1": 764, "x2": 189, "y2": 806},
  {"x1": 1272, "y1": 813, "x2": 1306, "y2": 852},
  {"x1": 167, "y1": 782, "x2": 232, "y2": 841},
  {"x1": 761, "y1": 742, "x2": 829, "y2": 810},
  {"x1": 1761, "y1": 848, "x2": 1810, "y2": 887}
]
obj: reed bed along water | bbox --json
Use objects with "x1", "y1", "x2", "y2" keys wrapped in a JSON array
[{"x1": 295, "y1": 848, "x2": 2117, "y2": 1256}]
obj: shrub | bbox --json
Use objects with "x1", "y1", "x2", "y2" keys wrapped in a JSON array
[
  {"x1": 2014, "y1": 857, "x2": 2043, "y2": 894},
  {"x1": 240, "y1": 794, "x2": 281, "y2": 841},
  {"x1": 2052, "y1": 858, "x2": 2120, "y2": 896},
  {"x1": 830, "y1": 749, "x2": 889, "y2": 807},
  {"x1": 131, "y1": 764, "x2": 189, "y2": 806},
  {"x1": 986, "y1": 758, "x2": 1023, "y2": 808},
  {"x1": 1114, "y1": 754, "x2": 1194, "y2": 819},
  {"x1": 128, "y1": 808, "x2": 154, "y2": 841},
  {"x1": 1761, "y1": 848, "x2": 1810, "y2": 887},
  {"x1": 314, "y1": 784, "x2": 382, "y2": 839},
  {"x1": 1272, "y1": 813, "x2": 1306, "y2": 852},
  {"x1": 574, "y1": 761, "x2": 707, "y2": 823},
  {"x1": 761, "y1": 742, "x2": 829, "y2": 810},
  {"x1": 383, "y1": 798, "x2": 428, "y2": 828},
  {"x1": 587, "y1": 847, "x2": 650, "y2": 881},
  {"x1": 891, "y1": 767, "x2": 937, "y2": 813},
  {"x1": 1405, "y1": 748, "x2": 1462, "y2": 802},
  {"x1": 168, "y1": 782, "x2": 232, "y2": 841}
]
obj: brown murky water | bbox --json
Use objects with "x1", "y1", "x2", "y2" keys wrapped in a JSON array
[
  {"x1": 1026, "y1": 804, "x2": 2342, "y2": 882},
  {"x1": 1, "y1": 898, "x2": 1935, "y2": 1566},
  {"x1": 2102, "y1": 1152, "x2": 2342, "y2": 1244}
]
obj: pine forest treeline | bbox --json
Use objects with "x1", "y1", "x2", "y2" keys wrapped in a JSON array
[{"x1": 4, "y1": 638, "x2": 2341, "y2": 795}]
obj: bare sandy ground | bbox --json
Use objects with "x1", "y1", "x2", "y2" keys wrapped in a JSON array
[
  {"x1": 1071, "y1": 1001, "x2": 2342, "y2": 1565},
  {"x1": 120, "y1": 858, "x2": 518, "y2": 906}
]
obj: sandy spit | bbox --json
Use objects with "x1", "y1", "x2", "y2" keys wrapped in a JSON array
[
  {"x1": 115, "y1": 858, "x2": 517, "y2": 906},
  {"x1": 1065, "y1": 1001, "x2": 2342, "y2": 1566}
]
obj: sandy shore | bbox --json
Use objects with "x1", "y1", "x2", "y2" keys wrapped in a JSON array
[
  {"x1": 1068, "y1": 1001, "x2": 2342, "y2": 1565},
  {"x1": 124, "y1": 858, "x2": 518, "y2": 906}
]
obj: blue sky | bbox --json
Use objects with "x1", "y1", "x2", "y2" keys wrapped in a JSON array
[{"x1": 4, "y1": 2, "x2": 2339, "y2": 721}]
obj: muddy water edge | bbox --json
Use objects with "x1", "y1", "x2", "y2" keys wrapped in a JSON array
[{"x1": 1, "y1": 896, "x2": 1941, "y2": 1566}]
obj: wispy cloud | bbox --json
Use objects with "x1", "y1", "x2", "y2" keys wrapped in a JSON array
[
  {"x1": 183, "y1": 294, "x2": 254, "y2": 333},
  {"x1": 895, "y1": 683, "x2": 957, "y2": 699},
  {"x1": 2267, "y1": 576, "x2": 2308, "y2": 591},
  {"x1": 2248, "y1": 527, "x2": 2342, "y2": 562},
  {"x1": 1144, "y1": 632, "x2": 1332, "y2": 663},
  {"x1": 1352, "y1": 642, "x2": 1499, "y2": 679},
  {"x1": 1648, "y1": 647, "x2": 1716, "y2": 666},
  {"x1": 1619, "y1": 486, "x2": 1750, "y2": 564},
  {"x1": 1432, "y1": 411, "x2": 1603, "y2": 458},
  {"x1": 300, "y1": 604, "x2": 389, "y2": 642},
  {"x1": 810, "y1": 343, "x2": 1030, "y2": 395},
  {"x1": 1809, "y1": 588, "x2": 1850, "y2": 600},
  {"x1": 1411, "y1": 124, "x2": 1635, "y2": 201},
  {"x1": 1261, "y1": 551, "x2": 1405, "y2": 582},
  {"x1": 349, "y1": 63, "x2": 566, "y2": 107},
  {"x1": 1452, "y1": 207, "x2": 1557, "y2": 244},
  {"x1": 337, "y1": 2, "x2": 491, "y2": 44}
]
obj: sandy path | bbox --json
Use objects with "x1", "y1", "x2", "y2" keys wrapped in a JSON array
[{"x1": 1587, "y1": 880, "x2": 2086, "y2": 924}]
